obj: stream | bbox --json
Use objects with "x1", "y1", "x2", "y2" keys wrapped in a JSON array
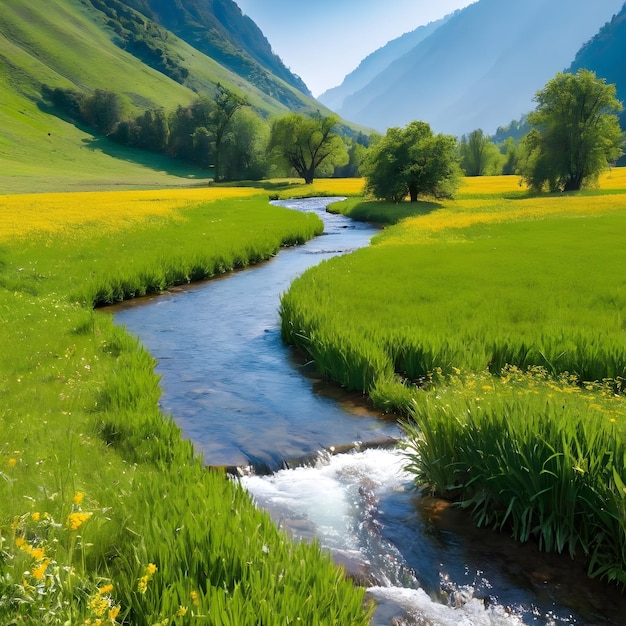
[{"x1": 113, "y1": 197, "x2": 626, "y2": 625}]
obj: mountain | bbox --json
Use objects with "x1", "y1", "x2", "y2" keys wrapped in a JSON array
[
  {"x1": 317, "y1": 12, "x2": 454, "y2": 113},
  {"x1": 568, "y1": 4, "x2": 626, "y2": 126},
  {"x1": 118, "y1": 0, "x2": 311, "y2": 98},
  {"x1": 0, "y1": 0, "x2": 329, "y2": 191},
  {"x1": 333, "y1": 0, "x2": 624, "y2": 137}
]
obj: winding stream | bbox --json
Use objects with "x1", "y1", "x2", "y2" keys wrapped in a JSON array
[{"x1": 113, "y1": 197, "x2": 625, "y2": 626}]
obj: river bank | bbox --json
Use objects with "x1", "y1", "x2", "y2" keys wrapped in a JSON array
[{"x1": 0, "y1": 186, "x2": 373, "y2": 624}]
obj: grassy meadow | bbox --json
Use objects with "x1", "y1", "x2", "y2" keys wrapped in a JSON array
[
  {"x1": 281, "y1": 171, "x2": 626, "y2": 584},
  {"x1": 0, "y1": 184, "x2": 373, "y2": 624}
]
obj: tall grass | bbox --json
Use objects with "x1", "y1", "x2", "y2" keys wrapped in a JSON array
[
  {"x1": 402, "y1": 367, "x2": 626, "y2": 584},
  {"x1": 282, "y1": 195, "x2": 626, "y2": 392},
  {"x1": 0, "y1": 188, "x2": 372, "y2": 624}
]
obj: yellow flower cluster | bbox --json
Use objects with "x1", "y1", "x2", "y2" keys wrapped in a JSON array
[
  {"x1": 66, "y1": 511, "x2": 93, "y2": 531},
  {"x1": 85, "y1": 581, "x2": 120, "y2": 625},
  {"x1": 137, "y1": 563, "x2": 158, "y2": 594},
  {"x1": 382, "y1": 177, "x2": 626, "y2": 246}
]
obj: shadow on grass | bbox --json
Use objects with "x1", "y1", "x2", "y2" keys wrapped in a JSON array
[
  {"x1": 82, "y1": 135, "x2": 212, "y2": 180},
  {"x1": 340, "y1": 199, "x2": 442, "y2": 226}
]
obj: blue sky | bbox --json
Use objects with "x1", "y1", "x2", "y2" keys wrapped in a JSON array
[{"x1": 234, "y1": 0, "x2": 475, "y2": 96}]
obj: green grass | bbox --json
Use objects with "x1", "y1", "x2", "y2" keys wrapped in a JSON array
[
  {"x1": 280, "y1": 184, "x2": 626, "y2": 584},
  {"x1": 282, "y1": 206, "x2": 626, "y2": 393},
  {"x1": 0, "y1": 193, "x2": 373, "y2": 624}
]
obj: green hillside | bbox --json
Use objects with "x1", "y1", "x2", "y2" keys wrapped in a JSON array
[{"x1": 0, "y1": 0, "x2": 326, "y2": 193}]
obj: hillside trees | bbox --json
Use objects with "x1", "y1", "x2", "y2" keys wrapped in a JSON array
[
  {"x1": 363, "y1": 121, "x2": 461, "y2": 202},
  {"x1": 268, "y1": 113, "x2": 348, "y2": 184},
  {"x1": 519, "y1": 69, "x2": 624, "y2": 192},
  {"x1": 42, "y1": 84, "x2": 364, "y2": 182},
  {"x1": 220, "y1": 108, "x2": 270, "y2": 180},
  {"x1": 80, "y1": 89, "x2": 128, "y2": 134}
]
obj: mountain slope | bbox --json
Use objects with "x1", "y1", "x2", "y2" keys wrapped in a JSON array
[
  {"x1": 118, "y1": 0, "x2": 311, "y2": 98},
  {"x1": 568, "y1": 4, "x2": 626, "y2": 125},
  {"x1": 336, "y1": 0, "x2": 624, "y2": 136},
  {"x1": 0, "y1": 0, "x2": 327, "y2": 192},
  {"x1": 317, "y1": 12, "x2": 455, "y2": 113}
]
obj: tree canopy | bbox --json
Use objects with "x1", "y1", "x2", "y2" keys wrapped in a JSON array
[
  {"x1": 363, "y1": 121, "x2": 461, "y2": 202},
  {"x1": 268, "y1": 112, "x2": 348, "y2": 184},
  {"x1": 520, "y1": 69, "x2": 624, "y2": 192}
]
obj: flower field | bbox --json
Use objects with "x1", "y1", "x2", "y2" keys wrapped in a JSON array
[{"x1": 0, "y1": 187, "x2": 259, "y2": 242}]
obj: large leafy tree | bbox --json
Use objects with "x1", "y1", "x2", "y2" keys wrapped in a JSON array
[
  {"x1": 268, "y1": 112, "x2": 348, "y2": 184},
  {"x1": 520, "y1": 69, "x2": 623, "y2": 192},
  {"x1": 363, "y1": 121, "x2": 461, "y2": 202}
]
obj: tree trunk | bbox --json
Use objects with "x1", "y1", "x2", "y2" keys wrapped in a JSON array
[
  {"x1": 563, "y1": 174, "x2": 583, "y2": 191},
  {"x1": 409, "y1": 184, "x2": 418, "y2": 202}
]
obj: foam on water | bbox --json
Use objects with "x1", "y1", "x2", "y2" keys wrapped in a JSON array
[{"x1": 241, "y1": 447, "x2": 544, "y2": 625}]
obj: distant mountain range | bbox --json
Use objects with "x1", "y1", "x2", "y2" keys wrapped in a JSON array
[
  {"x1": 318, "y1": 12, "x2": 455, "y2": 113},
  {"x1": 321, "y1": 0, "x2": 625, "y2": 137}
]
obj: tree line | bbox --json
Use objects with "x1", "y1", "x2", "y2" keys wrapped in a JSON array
[
  {"x1": 364, "y1": 69, "x2": 623, "y2": 202},
  {"x1": 42, "y1": 69, "x2": 623, "y2": 195},
  {"x1": 41, "y1": 83, "x2": 368, "y2": 182}
]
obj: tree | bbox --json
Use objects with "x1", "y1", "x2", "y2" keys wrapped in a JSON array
[
  {"x1": 168, "y1": 98, "x2": 214, "y2": 164},
  {"x1": 519, "y1": 69, "x2": 624, "y2": 192},
  {"x1": 80, "y1": 89, "x2": 127, "y2": 135},
  {"x1": 363, "y1": 121, "x2": 461, "y2": 202},
  {"x1": 137, "y1": 109, "x2": 169, "y2": 152},
  {"x1": 268, "y1": 112, "x2": 348, "y2": 184},
  {"x1": 220, "y1": 108, "x2": 269, "y2": 181},
  {"x1": 210, "y1": 84, "x2": 249, "y2": 181},
  {"x1": 459, "y1": 129, "x2": 502, "y2": 176}
]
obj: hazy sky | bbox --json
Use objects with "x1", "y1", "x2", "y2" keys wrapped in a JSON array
[{"x1": 234, "y1": 0, "x2": 475, "y2": 96}]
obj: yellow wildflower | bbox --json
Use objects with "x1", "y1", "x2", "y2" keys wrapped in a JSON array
[
  {"x1": 98, "y1": 583, "x2": 114, "y2": 595},
  {"x1": 137, "y1": 576, "x2": 148, "y2": 594},
  {"x1": 145, "y1": 563, "x2": 157, "y2": 576},
  {"x1": 176, "y1": 606, "x2": 188, "y2": 617},
  {"x1": 15, "y1": 537, "x2": 26, "y2": 548},
  {"x1": 66, "y1": 511, "x2": 92, "y2": 530},
  {"x1": 89, "y1": 596, "x2": 108, "y2": 617},
  {"x1": 32, "y1": 558, "x2": 51, "y2": 580},
  {"x1": 31, "y1": 512, "x2": 41, "y2": 522},
  {"x1": 29, "y1": 546, "x2": 45, "y2": 561},
  {"x1": 109, "y1": 605, "x2": 121, "y2": 621},
  {"x1": 190, "y1": 590, "x2": 200, "y2": 606},
  {"x1": 610, "y1": 418, "x2": 617, "y2": 424},
  {"x1": 73, "y1": 492, "x2": 84, "y2": 506},
  {"x1": 8, "y1": 458, "x2": 17, "y2": 468}
]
